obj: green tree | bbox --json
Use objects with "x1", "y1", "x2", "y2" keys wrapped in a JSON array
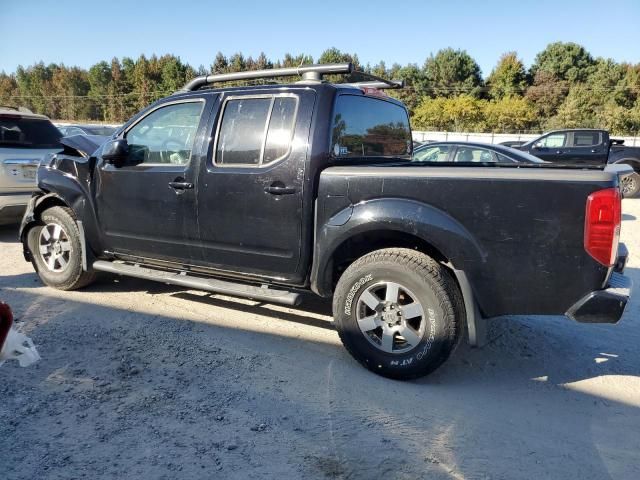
[
  {"x1": 211, "y1": 52, "x2": 228, "y2": 74},
  {"x1": 525, "y1": 70, "x2": 569, "y2": 119},
  {"x1": 87, "y1": 61, "x2": 112, "y2": 120},
  {"x1": 0, "y1": 72, "x2": 19, "y2": 108},
  {"x1": 387, "y1": 63, "x2": 426, "y2": 113},
  {"x1": 486, "y1": 52, "x2": 527, "y2": 99},
  {"x1": 412, "y1": 97, "x2": 451, "y2": 130},
  {"x1": 485, "y1": 96, "x2": 536, "y2": 132},
  {"x1": 318, "y1": 47, "x2": 360, "y2": 69},
  {"x1": 530, "y1": 42, "x2": 595, "y2": 83},
  {"x1": 423, "y1": 48, "x2": 483, "y2": 98},
  {"x1": 550, "y1": 85, "x2": 600, "y2": 129}
]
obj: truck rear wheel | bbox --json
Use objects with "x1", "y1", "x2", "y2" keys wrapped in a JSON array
[
  {"x1": 27, "y1": 206, "x2": 96, "y2": 291},
  {"x1": 333, "y1": 248, "x2": 463, "y2": 380},
  {"x1": 621, "y1": 172, "x2": 640, "y2": 198}
]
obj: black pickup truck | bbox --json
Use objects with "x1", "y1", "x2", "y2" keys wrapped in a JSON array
[
  {"x1": 18, "y1": 64, "x2": 632, "y2": 379},
  {"x1": 515, "y1": 129, "x2": 640, "y2": 197}
]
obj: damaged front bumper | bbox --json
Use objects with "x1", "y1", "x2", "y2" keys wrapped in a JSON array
[{"x1": 566, "y1": 243, "x2": 633, "y2": 324}]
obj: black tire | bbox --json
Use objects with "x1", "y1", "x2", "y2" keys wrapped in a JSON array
[
  {"x1": 27, "y1": 206, "x2": 96, "y2": 290},
  {"x1": 333, "y1": 248, "x2": 463, "y2": 380},
  {"x1": 621, "y1": 172, "x2": 640, "y2": 198}
]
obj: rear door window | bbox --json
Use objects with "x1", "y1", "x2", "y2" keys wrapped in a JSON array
[
  {"x1": 215, "y1": 96, "x2": 298, "y2": 166},
  {"x1": 0, "y1": 117, "x2": 61, "y2": 148},
  {"x1": 331, "y1": 95, "x2": 411, "y2": 159},
  {"x1": 453, "y1": 146, "x2": 498, "y2": 163},
  {"x1": 572, "y1": 131, "x2": 602, "y2": 147}
]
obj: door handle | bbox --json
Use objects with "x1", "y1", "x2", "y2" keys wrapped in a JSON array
[
  {"x1": 556, "y1": 150, "x2": 563, "y2": 154},
  {"x1": 168, "y1": 180, "x2": 194, "y2": 190},
  {"x1": 591, "y1": 149, "x2": 598, "y2": 153},
  {"x1": 264, "y1": 184, "x2": 296, "y2": 195}
]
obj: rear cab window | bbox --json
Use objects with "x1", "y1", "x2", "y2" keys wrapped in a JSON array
[
  {"x1": 0, "y1": 116, "x2": 61, "y2": 149},
  {"x1": 330, "y1": 94, "x2": 411, "y2": 160}
]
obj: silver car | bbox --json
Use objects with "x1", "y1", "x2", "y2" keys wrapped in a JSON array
[{"x1": 0, "y1": 107, "x2": 61, "y2": 225}]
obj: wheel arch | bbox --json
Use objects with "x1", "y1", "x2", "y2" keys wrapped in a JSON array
[{"x1": 311, "y1": 198, "x2": 487, "y2": 306}]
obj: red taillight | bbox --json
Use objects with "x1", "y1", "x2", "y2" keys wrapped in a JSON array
[{"x1": 584, "y1": 188, "x2": 621, "y2": 266}]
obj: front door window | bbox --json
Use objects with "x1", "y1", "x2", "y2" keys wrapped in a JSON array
[{"x1": 126, "y1": 102, "x2": 204, "y2": 165}]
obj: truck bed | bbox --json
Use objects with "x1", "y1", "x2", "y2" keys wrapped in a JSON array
[{"x1": 315, "y1": 165, "x2": 618, "y2": 318}]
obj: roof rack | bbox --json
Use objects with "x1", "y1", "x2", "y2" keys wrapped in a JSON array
[{"x1": 176, "y1": 63, "x2": 403, "y2": 93}]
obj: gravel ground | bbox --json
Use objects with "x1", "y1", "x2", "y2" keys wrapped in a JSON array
[{"x1": 1, "y1": 199, "x2": 639, "y2": 480}]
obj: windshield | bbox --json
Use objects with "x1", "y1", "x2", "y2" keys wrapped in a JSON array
[
  {"x1": 331, "y1": 94, "x2": 411, "y2": 160},
  {"x1": 0, "y1": 116, "x2": 62, "y2": 148}
]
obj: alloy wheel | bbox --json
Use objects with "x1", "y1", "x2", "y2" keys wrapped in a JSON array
[
  {"x1": 38, "y1": 223, "x2": 72, "y2": 272},
  {"x1": 356, "y1": 281, "x2": 426, "y2": 354}
]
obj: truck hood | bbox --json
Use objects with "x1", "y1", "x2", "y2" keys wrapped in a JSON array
[{"x1": 60, "y1": 134, "x2": 108, "y2": 158}]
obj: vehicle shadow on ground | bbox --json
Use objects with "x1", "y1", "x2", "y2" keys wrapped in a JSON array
[
  {"x1": 3, "y1": 265, "x2": 638, "y2": 388},
  {"x1": 1, "y1": 285, "x2": 638, "y2": 479}
]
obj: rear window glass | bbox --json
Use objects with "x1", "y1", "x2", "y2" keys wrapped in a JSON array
[
  {"x1": 0, "y1": 117, "x2": 61, "y2": 148},
  {"x1": 331, "y1": 95, "x2": 411, "y2": 158},
  {"x1": 215, "y1": 96, "x2": 297, "y2": 166},
  {"x1": 572, "y1": 131, "x2": 601, "y2": 147}
]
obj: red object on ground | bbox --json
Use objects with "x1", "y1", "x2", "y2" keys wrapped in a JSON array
[{"x1": 0, "y1": 302, "x2": 13, "y2": 352}]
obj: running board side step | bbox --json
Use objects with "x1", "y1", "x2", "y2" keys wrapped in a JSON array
[{"x1": 92, "y1": 260, "x2": 301, "y2": 306}]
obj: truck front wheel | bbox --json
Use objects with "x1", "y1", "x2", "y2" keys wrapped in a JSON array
[
  {"x1": 333, "y1": 248, "x2": 463, "y2": 380},
  {"x1": 27, "y1": 206, "x2": 96, "y2": 291}
]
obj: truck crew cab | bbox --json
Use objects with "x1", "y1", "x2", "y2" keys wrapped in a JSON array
[{"x1": 19, "y1": 64, "x2": 632, "y2": 379}]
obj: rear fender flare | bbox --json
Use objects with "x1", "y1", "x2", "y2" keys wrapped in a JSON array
[{"x1": 311, "y1": 197, "x2": 487, "y2": 302}]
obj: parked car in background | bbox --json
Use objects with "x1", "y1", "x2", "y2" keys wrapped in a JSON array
[
  {"x1": 0, "y1": 107, "x2": 61, "y2": 225},
  {"x1": 516, "y1": 129, "x2": 640, "y2": 197},
  {"x1": 413, "y1": 141, "x2": 546, "y2": 164},
  {"x1": 58, "y1": 124, "x2": 118, "y2": 137}
]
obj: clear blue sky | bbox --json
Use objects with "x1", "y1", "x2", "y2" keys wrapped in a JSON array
[{"x1": 1, "y1": 0, "x2": 639, "y2": 77}]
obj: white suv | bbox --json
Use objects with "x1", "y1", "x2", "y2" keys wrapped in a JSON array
[{"x1": 0, "y1": 107, "x2": 61, "y2": 225}]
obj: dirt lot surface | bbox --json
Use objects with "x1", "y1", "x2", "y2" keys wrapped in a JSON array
[{"x1": 1, "y1": 199, "x2": 639, "y2": 480}]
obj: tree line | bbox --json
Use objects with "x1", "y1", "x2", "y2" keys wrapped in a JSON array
[{"x1": 1, "y1": 43, "x2": 639, "y2": 135}]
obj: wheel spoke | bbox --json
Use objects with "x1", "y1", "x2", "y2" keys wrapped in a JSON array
[
  {"x1": 385, "y1": 282, "x2": 400, "y2": 302},
  {"x1": 358, "y1": 314, "x2": 379, "y2": 332},
  {"x1": 59, "y1": 241, "x2": 72, "y2": 252},
  {"x1": 46, "y1": 256, "x2": 56, "y2": 270},
  {"x1": 52, "y1": 224, "x2": 62, "y2": 240},
  {"x1": 41, "y1": 227, "x2": 51, "y2": 241},
  {"x1": 401, "y1": 302, "x2": 423, "y2": 320},
  {"x1": 400, "y1": 325, "x2": 421, "y2": 346},
  {"x1": 360, "y1": 290, "x2": 381, "y2": 311},
  {"x1": 39, "y1": 244, "x2": 49, "y2": 254},
  {"x1": 57, "y1": 255, "x2": 68, "y2": 269},
  {"x1": 381, "y1": 330, "x2": 395, "y2": 352}
]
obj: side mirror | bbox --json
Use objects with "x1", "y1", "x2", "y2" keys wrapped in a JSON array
[
  {"x1": 533, "y1": 141, "x2": 544, "y2": 149},
  {"x1": 102, "y1": 139, "x2": 129, "y2": 165}
]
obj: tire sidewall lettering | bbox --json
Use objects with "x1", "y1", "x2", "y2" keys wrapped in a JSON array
[{"x1": 344, "y1": 274, "x2": 373, "y2": 316}]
